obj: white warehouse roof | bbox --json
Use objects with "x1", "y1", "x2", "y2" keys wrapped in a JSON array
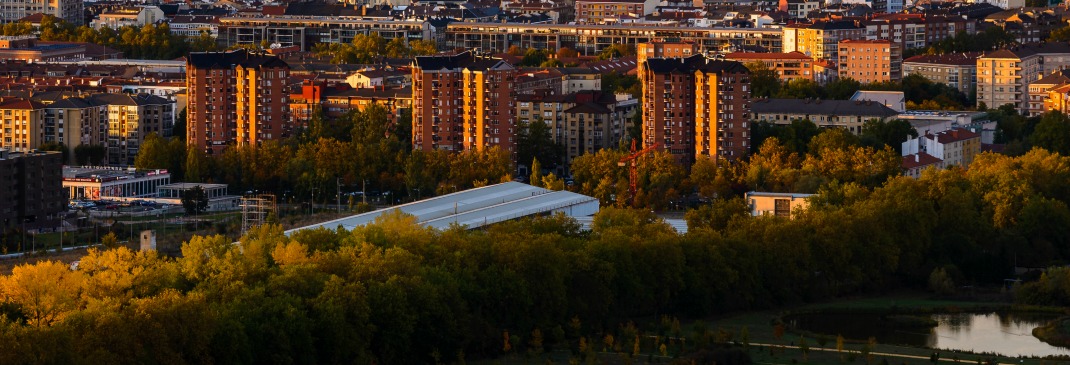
[{"x1": 285, "y1": 182, "x2": 600, "y2": 235}]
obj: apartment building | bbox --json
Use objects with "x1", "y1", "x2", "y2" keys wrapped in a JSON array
[
  {"x1": 91, "y1": 6, "x2": 164, "y2": 29},
  {"x1": 412, "y1": 51, "x2": 517, "y2": 154},
  {"x1": 218, "y1": 16, "x2": 430, "y2": 51},
  {"x1": 517, "y1": 91, "x2": 637, "y2": 165},
  {"x1": 640, "y1": 55, "x2": 751, "y2": 165},
  {"x1": 1026, "y1": 70, "x2": 1070, "y2": 116},
  {"x1": 0, "y1": 0, "x2": 82, "y2": 26},
  {"x1": 1044, "y1": 83, "x2": 1070, "y2": 114},
  {"x1": 638, "y1": 41, "x2": 699, "y2": 65},
  {"x1": 575, "y1": 0, "x2": 657, "y2": 24},
  {"x1": 289, "y1": 81, "x2": 412, "y2": 129},
  {"x1": 725, "y1": 52, "x2": 814, "y2": 82},
  {"x1": 863, "y1": 14, "x2": 975, "y2": 52},
  {"x1": 0, "y1": 149, "x2": 64, "y2": 232},
  {"x1": 901, "y1": 128, "x2": 981, "y2": 170},
  {"x1": 94, "y1": 93, "x2": 174, "y2": 166},
  {"x1": 977, "y1": 47, "x2": 1039, "y2": 111},
  {"x1": 187, "y1": 49, "x2": 290, "y2": 156},
  {"x1": 0, "y1": 97, "x2": 45, "y2": 152},
  {"x1": 838, "y1": 39, "x2": 902, "y2": 83},
  {"x1": 782, "y1": 20, "x2": 865, "y2": 61},
  {"x1": 43, "y1": 97, "x2": 106, "y2": 156},
  {"x1": 445, "y1": 23, "x2": 782, "y2": 57},
  {"x1": 902, "y1": 53, "x2": 978, "y2": 95},
  {"x1": 750, "y1": 99, "x2": 899, "y2": 134}
]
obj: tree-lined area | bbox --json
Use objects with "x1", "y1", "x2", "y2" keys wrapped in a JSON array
[
  {"x1": 2, "y1": 146, "x2": 1070, "y2": 363},
  {"x1": 0, "y1": 15, "x2": 218, "y2": 59}
]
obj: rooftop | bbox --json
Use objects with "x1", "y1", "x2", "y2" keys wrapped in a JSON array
[
  {"x1": 751, "y1": 98, "x2": 899, "y2": 117},
  {"x1": 902, "y1": 152, "x2": 943, "y2": 169}
]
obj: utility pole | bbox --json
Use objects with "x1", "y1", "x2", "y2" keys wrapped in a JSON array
[
  {"x1": 311, "y1": 187, "x2": 317, "y2": 215},
  {"x1": 362, "y1": 179, "x2": 367, "y2": 204},
  {"x1": 336, "y1": 177, "x2": 341, "y2": 214}
]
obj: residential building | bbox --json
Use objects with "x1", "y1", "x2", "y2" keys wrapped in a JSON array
[
  {"x1": 411, "y1": 51, "x2": 517, "y2": 154},
  {"x1": 838, "y1": 39, "x2": 902, "y2": 83},
  {"x1": 445, "y1": 23, "x2": 782, "y2": 57},
  {"x1": 0, "y1": 0, "x2": 82, "y2": 26},
  {"x1": 169, "y1": 15, "x2": 221, "y2": 38},
  {"x1": 725, "y1": 52, "x2": 814, "y2": 82},
  {"x1": 1027, "y1": 70, "x2": 1070, "y2": 116},
  {"x1": 901, "y1": 128, "x2": 982, "y2": 169},
  {"x1": 289, "y1": 81, "x2": 412, "y2": 129},
  {"x1": 91, "y1": 6, "x2": 164, "y2": 29},
  {"x1": 750, "y1": 98, "x2": 899, "y2": 134},
  {"x1": 744, "y1": 191, "x2": 813, "y2": 218},
  {"x1": 977, "y1": 46, "x2": 1041, "y2": 111},
  {"x1": 187, "y1": 49, "x2": 291, "y2": 156},
  {"x1": 0, "y1": 35, "x2": 86, "y2": 62},
  {"x1": 903, "y1": 53, "x2": 979, "y2": 96},
  {"x1": 640, "y1": 55, "x2": 751, "y2": 165},
  {"x1": 863, "y1": 14, "x2": 975, "y2": 52},
  {"x1": 517, "y1": 91, "x2": 637, "y2": 166},
  {"x1": 976, "y1": 0, "x2": 1025, "y2": 9},
  {"x1": 901, "y1": 152, "x2": 944, "y2": 178},
  {"x1": 96, "y1": 93, "x2": 175, "y2": 166},
  {"x1": 43, "y1": 97, "x2": 107, "y2": 157},
  {"x1": 1044, "y1": 83, "x2": 1070, "y2": 114},
  {"x1": 638, "y1": 41, "x2": 699, "y2": 66},
  {"x1": 575, "y1": 0, "x2": 658, "y2": 24},
  {"x1": 218, "y1": 16, "x2": 430, "y2": 52},
  {"x1": 782, "y1": 20, "x2": 866, "y2": 61},
  {"x1": 0, "y1": 149, "x2": 64, "y2": 232},
  {"x1": 0, "y1": 97, "x2": 45, "y2": 151},
  {"x1": 850, "y1": 91, "x2": 905, "y2": 113},
  {"x1": 780, "y1": 0, "x2": 820, "y2": 19}
]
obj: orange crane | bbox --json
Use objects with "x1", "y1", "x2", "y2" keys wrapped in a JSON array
[{"x1": 618, "y1": 139, "x2": 661, "y2": 206}]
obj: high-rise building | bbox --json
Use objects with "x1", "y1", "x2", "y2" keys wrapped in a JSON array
[
  {"x1": 640, "y1": 55, "x2": 751, "y2": 165},
  {"x1": 187, "y1": 49, "x2": 290, "y2": 155},
  {"x1": 411, "y1": 51, "x2": 517, "y2": 154},
  {"x1": 0, "y1": 149, "x2": 65, "y2": 232},
  {"x1": 94, "y1": 93, "x2": 175, "y2": 166},
  {"x1": 0, "y1": 0, "x2": 83, "y2": 26},
  {"x1": 0, "y1": 97, "x2": 45, "y2": 152},
  {"x1": 782, "y1": 20, "x2": 865, "y2": 61},
  {"x1": 838, "y1": 39, "x2": 902, "y2": 83}
]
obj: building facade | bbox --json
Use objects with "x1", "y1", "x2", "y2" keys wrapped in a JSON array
[
  {"x1": 96, "y1": 93, "x2": 174, "y2": 166},
  {"x1": 0, "y1": 97, "x2": 45, "y2": 152},
  {"x1": 782, "y1": 20, "x2": 866, "y2": 61},
  {"x1": 838, "y1": 39, "x2": 902, "y2": 83},
  {"x1": 517, "y1": 91, "x2": 637, "y2": 166},
  {"x1": 640, "y1": 55, "x2": 751, "y2": 165},
  {"x1": 187, "y1": 49, "x2": 290, "y2": 155},
  {"x1": 902, "y1": 53, "x2": 978, "y2": 96},
  {"x1": 750, "y1": 98, "x2": 899, "y2": 134},
  {"x1": 0, "y1": 0, "x2": 82, "y2": 26},
  {"x1": 725, "y1": 52, "x2": 814, "y2": 82},
  {"x1": 0, "y1": 149, "x2": 65, "y2": 232},
  {"x1": 412, "y1": 51, "x2": 517, "y2": 154},
  {"x1": 575, "y1": 0, "x2": 657, "y2": 24}
]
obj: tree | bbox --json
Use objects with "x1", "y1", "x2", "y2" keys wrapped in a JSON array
[
  {"x1": 74, "y1": 144, "x2": 106, "y2": 165},
  {"x1": 173, "y1": 107, "x2": 187, "y2": 140},
  {"x1": 520, "y1": 48, "x2": 550, "y2": 67},
  {"x1": 1030, "y1": 111, "x2": 1070, "y2": 155},
  {"x1": 928, "y1": 267, "x2": 955, "y2": 296},
  {"x1": 185, "y1": 147, "x2": 208, "y2": 183},
  {"x1": 101, "y1": 232, "x2": 118, "y2": 249},
  {"x1": 181, "y1": 186, "x2": 209, "y2": 215},
  {"x1": 745, "y1": 61, "x2": 780, "y2": 98},
  {"x1": 556, "y1": 47, "x2": 578, "y2": 60},
  {"x1": 861, "y1": 119, "x2": 918, "y2": 153},
  {"x1": 597, "y1": 44, "x2": 635, "y2": 60},
  {"x1": 824, "y1": 78, "x2": 861, "y2": 100},
  {"x1": 1051, "y1": 25, "x2": 1070, "y2": 42},
  {"x1": 409, "y1": 39, "x2": 437, "y2": 56},
  {"x1": 0, "y1": 261, "x2": 84, "y2": 327},
  {"x1": 517, "y1": 118, "x2": 564, "y2": 170},
  {"x1": 37, "y1": 142, "x2": 69, "y2": 163}
]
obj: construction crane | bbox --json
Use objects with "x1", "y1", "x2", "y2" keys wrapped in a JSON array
[{"x1": 618, "y1": 140, "x2": 661, "y2": 206}]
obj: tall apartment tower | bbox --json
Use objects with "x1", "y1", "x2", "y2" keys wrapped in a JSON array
[
  {"x1": 0, "y1": 0, "x2": 83, "y2": 26},
  {"x1": 187, "y1": 49, "x2": 290, "y2": 155},
  {"x1": 640, "y1": 55, "x2": 751, "y2": 165},
  {"x1": 412, "y1": 51, "x2": 517, "y2": 154}
]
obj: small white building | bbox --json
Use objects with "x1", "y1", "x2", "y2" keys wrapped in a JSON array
[
  {"x1": 745, "y1": 192, "x2": 814, "y2": 218},
  {"x1": 91, "y1": 6, "x2": 164, "y2": 29},
  {"x1": 901, "y1": 128, "x2": 982, "y2": 173}
]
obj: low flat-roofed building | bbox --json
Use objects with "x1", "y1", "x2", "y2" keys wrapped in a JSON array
[
  {"x1": 744, "y1": 191, "x2": 813, "y2": 218},
  {"x1": 0, "y1": 36, "x2": 86, "y2": 62},
  {"x1": 750, "y1": 98, "x2": 899, "y2": 134},
  {"x1": 62, "y1": 166, "x2": 171, "y2": 200}
]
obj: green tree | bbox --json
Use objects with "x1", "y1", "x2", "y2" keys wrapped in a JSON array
[
  {"x1": 861, "y1": 119, "x2": 918, "y2": 153},
  {"x1": 74, "y1": 144, "x2": 106, "y2": 165},
  {"x1": 1031, "y1": 111, "x2": 1070, "y2": 155},
  {"x1": 745, "y1": 61, "x2": 780, "y2": 98},
  {"x1": 181, "y1": 186, "x2": 209, "y2": 215},
  {"x1": 518, "y1": 118, "x2": 564, "y2": 170}
]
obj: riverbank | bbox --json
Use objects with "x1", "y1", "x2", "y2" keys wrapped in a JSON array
[{"x1": 1035, "y1": 317, "x2": 1070, "y2": 349}]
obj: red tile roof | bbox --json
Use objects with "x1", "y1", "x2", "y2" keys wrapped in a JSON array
[
  {"x1": 902, "y1": 152, "x2": 943, "y2": 169},
  {"x1": 933, "y1": 128, "x2": 980, "y2": 144}
]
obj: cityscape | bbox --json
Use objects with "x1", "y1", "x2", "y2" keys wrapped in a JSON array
[{"x1": 1, "y1": 0, "x2": 1070, "y2": 363}]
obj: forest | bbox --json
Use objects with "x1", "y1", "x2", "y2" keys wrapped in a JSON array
[{"x1": 2, "y1": 144, "x2": 1070, "y2": 364}]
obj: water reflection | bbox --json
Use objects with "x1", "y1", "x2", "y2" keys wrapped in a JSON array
[{"x1": 787, "y1": 312, "x2": 1070, "y2": 357}]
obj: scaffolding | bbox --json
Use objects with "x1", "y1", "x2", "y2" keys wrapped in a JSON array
[{"x1": 241, "y1": 194, "x2": 277, "y2": 235}]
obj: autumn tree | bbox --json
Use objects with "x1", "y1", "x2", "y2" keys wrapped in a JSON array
[{"x1": 1, "y1": 261, "x2": 84, "y2": 327}]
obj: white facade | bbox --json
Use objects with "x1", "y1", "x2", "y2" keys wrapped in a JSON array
[{"x1": 0, "y1": 0, "x2": 82, "y2": 25}]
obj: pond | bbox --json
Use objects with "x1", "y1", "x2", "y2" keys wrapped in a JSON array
[{"x1": 785, "y1": 312, "x2": 1070, "y2": 357}]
